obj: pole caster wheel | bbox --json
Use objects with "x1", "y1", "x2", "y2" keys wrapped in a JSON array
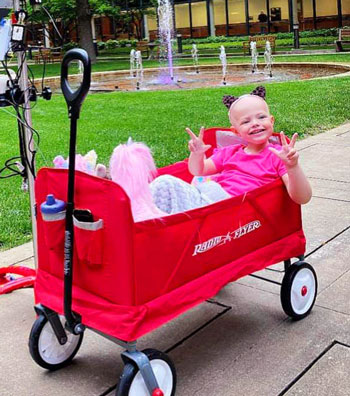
[
  {"x1": 29, "y1": 314, "x2": 83, "y2": 370},
  {"x1": 116, "y1": 348, "x2": 176, "y2": 396},
  {"x1": 281, "y1": 262, "x2": 317, "y2": 320}
]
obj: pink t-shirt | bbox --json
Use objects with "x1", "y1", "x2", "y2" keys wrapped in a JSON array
[{"x1": 210, "y1": 143, "x2": 287, "y2": 197}]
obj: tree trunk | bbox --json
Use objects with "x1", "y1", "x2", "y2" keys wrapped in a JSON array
[{"x1": 76, "y1": 0, "x2": 96, "y2": 63}]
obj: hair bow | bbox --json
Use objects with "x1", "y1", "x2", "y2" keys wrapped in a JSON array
[{"x1": 222, "y1": 86, "x2": 266, "y2": 109}]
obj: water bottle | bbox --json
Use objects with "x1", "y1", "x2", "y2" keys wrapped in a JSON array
[{"x1": 40, "y1": 194, "x2": 66, "y2": 221}]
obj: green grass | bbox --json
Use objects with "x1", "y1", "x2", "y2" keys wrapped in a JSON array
[
  {"x1": 0, "y1": 76, "x2": 350, "y2": 250},
  {"x1": 5, "y1": 53, "x2": 350, "y2": 79}
]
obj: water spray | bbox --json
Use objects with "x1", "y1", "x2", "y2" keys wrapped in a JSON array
[{"x1": 219, "y1": 45, "x2": 227, "y2": 85}]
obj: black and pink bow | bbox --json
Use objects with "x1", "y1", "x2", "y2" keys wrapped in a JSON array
[{"x1": 222, "y1": 86, "x2": 266, "y2": 109}]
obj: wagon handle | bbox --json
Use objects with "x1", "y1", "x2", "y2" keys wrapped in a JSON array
[
  {"x1": 60, "y1": 48, "x2": 91, "y2": 335},
  {"x1": 61, "y1": 48, "x2": 91, "y2": 119}
]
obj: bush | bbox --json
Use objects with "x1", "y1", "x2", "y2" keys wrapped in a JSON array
[
  {"x1": 182, "y1": 27, "x2": 338, "y2": 45},
  {"x1": 119, "y1": 39, "x2": 137, "y2": 47},
  {"x1": 97, "y1": 41, "x2": 106, "y2": 50},
  {"x1": 62, "y1": 41, "x2": 79, "y2": 52},
  {"x1": 105, "y1": 39, "x2": 119, "y2": 49}
]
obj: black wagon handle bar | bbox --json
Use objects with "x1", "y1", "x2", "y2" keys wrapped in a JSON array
[{"x1": 61, "y1": 48, "x2": 91, "y2": 119}]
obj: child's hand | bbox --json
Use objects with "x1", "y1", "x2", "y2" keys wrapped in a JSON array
[
  {"x1": 186, "y1": 127, "x2": 211, "y2": 154},
  {"x1": 269, "y1": 132, "x2": 299, "y2": 169}
]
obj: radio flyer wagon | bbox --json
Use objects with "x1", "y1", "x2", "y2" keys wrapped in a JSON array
[{"x1": 28, "y1": 50, "x2": 317, "y2": 396}]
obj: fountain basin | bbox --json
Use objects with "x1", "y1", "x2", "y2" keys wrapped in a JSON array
[{"x1": 40, "y1": 63, "x2": 350, "y2": 93}]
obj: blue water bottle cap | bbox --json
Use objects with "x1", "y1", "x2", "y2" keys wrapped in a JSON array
[{"x1": 40, "y1": 194, "x2": 66, "y2": 214}]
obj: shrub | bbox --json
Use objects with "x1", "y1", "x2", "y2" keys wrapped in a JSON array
[
  {"x1": 97, "y1": 41, "x2": 106, "y2": 50},
  {"x1": 119, "y1": 39, "x2": 138, "y2": 47},
  {"x1": 182, "y1": 27, "x2": 338, "y2": 45},
  {"x1": 62, "y1": 41, "x2": 78, "y2": 52},
  {"x1": 105, "y1": 39, "x2": 119, "y2": 49}
]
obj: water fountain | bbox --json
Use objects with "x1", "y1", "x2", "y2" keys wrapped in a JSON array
[
  {"x1": 130, "y1": 49, "x2": 136, "y2": 77},
  {"x1": 135, "y1": 50, "x2": 144, "y2": 90},
  {"x1": 219, "y1": 45, "x2": 227, "y2": 85},
  {"x1": 264, "y1": 41, "x2": 273, "y2": 78},
  {"x1": 191, "y1": 44, "x2": 199, "y2": 74},
  {"x1": 157, "y1": 0, "x2": 175, "y2": 81},
  {"x1": 250, "y1": 41, "x2": 258, "y2": 74}
]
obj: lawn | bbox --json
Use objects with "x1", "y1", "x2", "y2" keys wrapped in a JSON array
[{"x1": 0, "y1": 75, "x2": 349, "y2": 249}]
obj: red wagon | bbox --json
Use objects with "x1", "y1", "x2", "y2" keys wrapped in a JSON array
[{"x1": 28, "y1": 50, "x2": 317, "y2": 396}]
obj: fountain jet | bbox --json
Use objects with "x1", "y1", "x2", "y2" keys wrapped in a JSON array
[
  {"x1": 219, "y1": 45, "x2": 227, "y2": 85},
  {"x1": 157, "y1": 0, "x2": 175, "y2": 81}
]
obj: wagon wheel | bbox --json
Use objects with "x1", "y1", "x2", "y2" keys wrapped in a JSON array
[
  {"x1": 280, "y1": 262, "x2": 317, "y2": 320},
  {"x1": 116, "y1": 349, "x2": 176, "y2": 396},
  {"x1": 29, "y1": 314, "x2": 83, "y2": 370}
]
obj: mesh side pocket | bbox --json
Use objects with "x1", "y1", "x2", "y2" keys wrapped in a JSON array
[
  {"x1": 73, "y1": 216, "x2": 104, "y2": 268},
  {"x1": 42, "y1": 211, "x2": 66, "y2": 252}
]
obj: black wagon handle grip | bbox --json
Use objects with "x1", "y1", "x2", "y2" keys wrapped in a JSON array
[{"x1": 61, "y1": 48, "x2": 91, "y2": 119}]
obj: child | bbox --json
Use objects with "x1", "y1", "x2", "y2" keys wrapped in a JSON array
[{"x1": 150, "y1": 86, "x2": 311, "y2": 214}]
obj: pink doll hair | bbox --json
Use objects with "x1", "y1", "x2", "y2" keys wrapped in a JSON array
[{"x1": 109, "y1": 138, "x2": 166, "y2": 222}]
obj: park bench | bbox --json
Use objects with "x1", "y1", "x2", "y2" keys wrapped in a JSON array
[
  {"x1": 136, "y1": 40, "x2": 150, "y2": 58},
  {"x1": 34, "y1": 49, "x2": 63, "y2": 64},
  {"x1": 243, "y1": 35, "x2": 276, "y2": 55},
  {"x1": 335, "y1": 28, "x2": 350, "y2": 52},
  {"x1": 34, "y1": 49, "x2": 52, "y2": 64},
  {"x1": 51, "y1": 50, "x2": 63, "y2": 63}
]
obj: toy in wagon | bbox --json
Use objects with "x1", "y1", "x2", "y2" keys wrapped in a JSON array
[{"x1": 29, "y1": 49, "x2": 317, "y2": 396}]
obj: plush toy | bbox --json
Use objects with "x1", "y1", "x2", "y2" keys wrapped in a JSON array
[
  {"x1": 53, "y1": 150, "x2": 107, "y2": 178},
  {"x1": 109, "y1": 138, "x2": 166, "y2": 222}
]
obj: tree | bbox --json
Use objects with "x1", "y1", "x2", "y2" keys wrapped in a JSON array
[
  {"x1": 114, "y1": 0, "x2": 157, "y2": 40},
  {"x1": 76, "y1": 0, "x2": 96, "y2": 63},
  {"x1": 27, "y1": 0, "x2": 123, "y2": 63}
]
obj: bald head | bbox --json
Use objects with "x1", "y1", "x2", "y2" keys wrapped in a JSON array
[{"x1": 229, "y1": 95, "x2": 270, "y2": 126}]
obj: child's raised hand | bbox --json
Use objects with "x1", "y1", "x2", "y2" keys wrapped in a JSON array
[
  {"x1": 269, "y1": 131, "x2": 299, "y2": 168},
  {"x1": 186, "y1": 127, "x2": 211, "y2": 154}
]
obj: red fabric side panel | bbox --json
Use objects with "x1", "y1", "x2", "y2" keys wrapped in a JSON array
[
  {"x1": 35, "y1": 230, "x2": 305, "y2": 341},
  {"x1": 35, "y1": 168, "x2": 135, "y2": 306},
  {"x1": 133, "y1": 179, "x2": 303, "y2": 304}
]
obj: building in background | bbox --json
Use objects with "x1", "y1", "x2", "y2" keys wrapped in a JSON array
[
  {"x1": 22, "y1": 0, "x2": 350, "y2": 45},
  {"x1": 141, "y1": 0, "x2": 350, "y2": 39}
]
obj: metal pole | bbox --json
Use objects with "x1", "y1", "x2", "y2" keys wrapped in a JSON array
[
  {"x1": 266, "y1": 0, "x2": 270, "y2": 33},
  {"x1": 312, "y1": 0, "x2": 317, "y2": 30},
  {"x1": 337, "y1": 0, "x2": 342, "y2": 28},
  {"x1": 245, "y1": 0, "x2": 250, "y2": 36},
  {"x1": 13, "y1": 0, "x2": 38, "y2": 268},
  {"x1": 224, "y1": 0, "x2": 229, "y2": 36},
  {"x1": 291, "y1": 0, "x2": 299, "y2": 49},
  {"x1": 189, "y1": 0, "x2": 193, "y2": 39}
]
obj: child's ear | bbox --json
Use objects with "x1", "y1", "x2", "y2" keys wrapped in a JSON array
[{"x1": 270, "y1": 115, "x2": 275, "y2": 125}]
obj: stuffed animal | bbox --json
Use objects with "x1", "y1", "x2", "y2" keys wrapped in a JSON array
[
  {"x1": 109, "y1": 138, "x2": 166, "y2": 222},
  {"x1": 53, "y1": 150, "x2": 107, "y2": 178}
]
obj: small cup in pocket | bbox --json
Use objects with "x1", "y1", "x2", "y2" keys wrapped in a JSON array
[
  {"x1": 73, "y1": 216, "x2": 104, "y2": 267},
  {"x1": 41, "y1": 211, "x2": 66, "y2": 252}
]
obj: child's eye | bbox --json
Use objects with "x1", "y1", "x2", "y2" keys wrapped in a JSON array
[
  {"x1": 241, "y1": 120, "x2": 249, "y2": 124},
  {"x1": 259, "y1": 115, "x2": 267, "y2": 119}
]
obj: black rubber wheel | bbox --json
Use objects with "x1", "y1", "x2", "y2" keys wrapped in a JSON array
[
  {"x1": 29, "y1": 314, "x2": 83, "y2": 370},
  {"x1": 116, "y1": 349, "x2": 176, "y2": 396},
  {"x1": 281, "y1": 262, "x2": 317, "y2": 320}
]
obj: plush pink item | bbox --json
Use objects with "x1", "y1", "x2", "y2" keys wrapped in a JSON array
[{"x1": 109, "y1": 139, "x2": 166, "y2": 222}]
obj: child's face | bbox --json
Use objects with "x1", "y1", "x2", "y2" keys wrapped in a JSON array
[{"x1": 229, "y1": 96, "x2": 274, "y2": 146}]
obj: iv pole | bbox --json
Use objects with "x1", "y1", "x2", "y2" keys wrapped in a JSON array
[{"x1": 13, "y1": 0, "x2": 38, "y2": 268}]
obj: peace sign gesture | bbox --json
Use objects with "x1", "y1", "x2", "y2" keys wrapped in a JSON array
[
  {"x1": 269, "y1": 131, "x2": 299, "y2": 169},
  {"x1": 186, "y1": 126, "x2": 211, "y2": 154}
]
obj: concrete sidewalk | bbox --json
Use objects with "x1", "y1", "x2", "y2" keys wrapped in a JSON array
[{"x1": 1, "y1": 123, "x2": 350, "y2": 396}]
